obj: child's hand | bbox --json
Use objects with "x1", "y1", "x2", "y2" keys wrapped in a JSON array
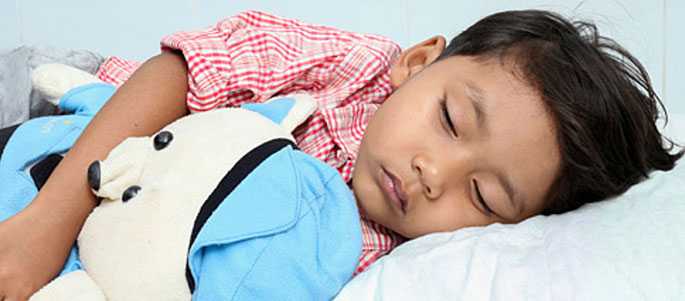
[{"x1": 0, "y1": 212, "x2": 69, "y2": 301}]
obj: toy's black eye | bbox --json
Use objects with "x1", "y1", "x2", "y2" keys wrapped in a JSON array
[
  {"x1": 153, "y1": 131, "x2": 173, "y2": 150},
  {"x1": 87, "y1": 161, "x2": 101, "y2": 191},
  {"x1": 122, "y1": 185, "x2": 141, "y2": 202}
]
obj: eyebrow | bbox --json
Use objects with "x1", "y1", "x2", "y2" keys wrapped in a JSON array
[{"x1": 463, "y1": 81, "x2": 524, "y2": 217}]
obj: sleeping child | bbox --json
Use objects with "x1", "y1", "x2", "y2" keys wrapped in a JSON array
[{"x1": 0, "y1": 9, "x2": 682, "y2": 300}]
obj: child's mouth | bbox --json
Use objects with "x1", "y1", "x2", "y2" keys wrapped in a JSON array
[{"x1": 381, "y1": 167, "x2": 407, "y2": 214}]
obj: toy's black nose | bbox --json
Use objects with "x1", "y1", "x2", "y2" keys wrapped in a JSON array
[
  {"x1": 87, "y1": 161, "x2": 101, "y2": 191},
  {"x1": 122, "y1": 185, "x2": 141, "y2": 202},
  {"x1": 154, "y1": 131, "x2": 173, "y2": 150}
]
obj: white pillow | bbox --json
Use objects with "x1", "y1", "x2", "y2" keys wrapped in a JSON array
[{"x1": 336, "y1": 115, "x2": 685, "y2": 301}]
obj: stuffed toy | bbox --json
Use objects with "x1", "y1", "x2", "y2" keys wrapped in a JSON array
[{"x1": 0, "y1": 64, "x2": 362, "y2": 300}]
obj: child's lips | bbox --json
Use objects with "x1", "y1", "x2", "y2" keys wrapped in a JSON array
[{"x1": 381, "y1": 167, "x2": 408, "y2": 214}]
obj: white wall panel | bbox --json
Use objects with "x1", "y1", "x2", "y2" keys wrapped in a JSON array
[
  {"x1": 0, "y1": 0, "x2": 21, "y2": 50},
  {"x1": 664, "y1": 0, "x2": 685, "y2": 114},
  {"x1": 17, "y1": 0, "x2": 195, "y2": 60}
]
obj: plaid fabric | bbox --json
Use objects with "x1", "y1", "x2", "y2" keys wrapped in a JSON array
[{"x1": 95, "y1": 11, "x2": 405, "y2": 275}]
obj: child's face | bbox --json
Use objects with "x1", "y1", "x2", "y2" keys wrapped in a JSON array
[{"x1": 352, "y1": 38, "x2": 561, "y2": 238}]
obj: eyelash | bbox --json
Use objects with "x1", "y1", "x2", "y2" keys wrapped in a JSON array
[
  {"x1": 473, "y1": 180, "x2": 493, "y2": 215},
  {"x1": 440, "y1": 99, "x2": 458, "y2": 137}
]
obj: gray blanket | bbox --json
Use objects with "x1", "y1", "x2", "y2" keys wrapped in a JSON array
[{"x1": 0, "y1": 46, "x2": 104, "y2": 128}]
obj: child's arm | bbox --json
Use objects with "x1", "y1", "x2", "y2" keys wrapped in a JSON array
[{"x1": 0, "y1": 51, "x2": 189, "y2": 300}]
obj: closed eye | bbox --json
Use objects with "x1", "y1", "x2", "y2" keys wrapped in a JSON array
[
  {"x1": 473, "y1": 180, "x2": 494, "y2": 215},
  {"x1": 440, "y1": 98, "x2": 458, "y2": 137}
]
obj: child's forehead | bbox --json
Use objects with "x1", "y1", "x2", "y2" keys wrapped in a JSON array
[{"x1": 430, "y1": 56, "x2": 536, "y2": 98}]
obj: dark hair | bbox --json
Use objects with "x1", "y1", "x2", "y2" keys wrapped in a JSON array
[{"x1": 437, "y1": 10, "x2": 683, "y2": 214}]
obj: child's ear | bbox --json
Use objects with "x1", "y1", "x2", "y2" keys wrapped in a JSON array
[{"x1": 389, "y1": 36, "x2": 446, "y2": 89}]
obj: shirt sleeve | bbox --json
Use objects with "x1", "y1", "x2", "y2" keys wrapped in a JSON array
[{"x1": 159, "y1": 10, "x2": 401, "y2": 113}]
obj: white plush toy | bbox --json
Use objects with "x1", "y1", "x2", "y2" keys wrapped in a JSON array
[{"x1": 27, "y1": 64, "x2": 362, "y2": 300}]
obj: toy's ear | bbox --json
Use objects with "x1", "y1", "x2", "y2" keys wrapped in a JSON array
[
  {"x1": 31, "y1": 63, "x2": 103, "y2": 107},
  {"x1": 241, "y1": 94, "x2": 317, "y2": 133}
]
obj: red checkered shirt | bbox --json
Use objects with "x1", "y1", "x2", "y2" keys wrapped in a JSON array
[{"x1": 95, "y1": 10, "x2": 405, "y2": 275}]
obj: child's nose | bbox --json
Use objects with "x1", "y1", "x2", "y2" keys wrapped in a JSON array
[{"x1": 411, "y1": 154, "x2": 445, "y2": 200}]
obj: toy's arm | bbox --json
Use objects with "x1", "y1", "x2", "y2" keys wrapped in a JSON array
[
  {"x1": 0, "y1": 51, "x2": 189, "y2": 300},
  {"x1": 30, "y1": 270, "x2": 105, "y2": 301}
]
